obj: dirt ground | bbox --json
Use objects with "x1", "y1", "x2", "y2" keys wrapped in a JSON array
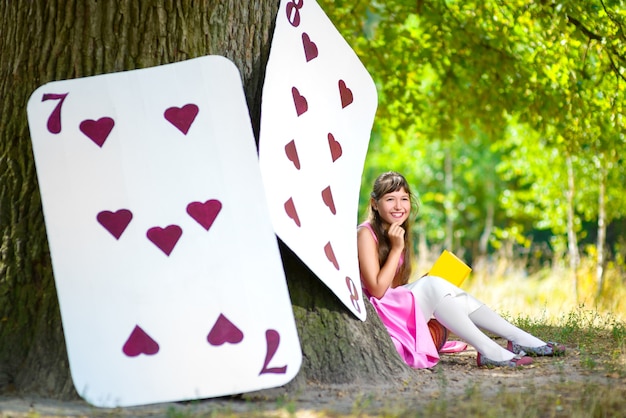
[{"x1": 0, "y1": 339, "x2": 622, "y2": 417}]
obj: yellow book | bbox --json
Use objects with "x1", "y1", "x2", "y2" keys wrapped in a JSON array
[{"x1": 428, "y1": 250, "x2": 472, "y2": 287}]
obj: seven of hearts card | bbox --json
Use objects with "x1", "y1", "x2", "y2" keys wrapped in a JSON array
[{"x1": 27, "y1": 56, "x2": 302, "y2": 407}]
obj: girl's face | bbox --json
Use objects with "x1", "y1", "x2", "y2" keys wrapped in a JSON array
[{"x1": 374, "y1": 188, "x2": 411, "y2": 227}]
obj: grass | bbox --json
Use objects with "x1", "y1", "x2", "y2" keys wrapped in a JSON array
[
  {"x1": 411, "y1": 382, "x2": 626, "y2": 418},
  {"x1": 305, "y1": 263, "x2": 625, "y2": 417},
  {"x1": 461, "y1": 255, "x2": 626, "y2": 324},
  {"x1": 401, "y1": 261, "x2": 626, "y2": 417},
  {"x1": 150, "y1": 268, "x2": 626, "y2": 418},
  {"x1": 2, "y1": 260, "x2": 624, "y2": 418}
]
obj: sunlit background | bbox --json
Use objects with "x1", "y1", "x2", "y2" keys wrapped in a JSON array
[{"x1": 319, "y1": 0, "x2": 626, "y2": 322}]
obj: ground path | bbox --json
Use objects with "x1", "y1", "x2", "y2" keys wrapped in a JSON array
[{"x1": 1, "y1": 340, "x2": 622, "y2": 417}]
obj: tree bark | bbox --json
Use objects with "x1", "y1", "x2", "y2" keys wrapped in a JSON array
[
  {"x1": 0, "y1": 0, "x2": 410, "y2": 399},
  {"x1": 478, "y1": 181, "x2": 494, "y2": 257},
  {"x1": 596, "y1": 157, "x2": 607, "y2": 298},
  {"x1": 444, "y1": 148, "x2": 454, "y2": 251},
  {"x1": 278, "y1": 244, "x2": 412, "y2": 390},
  {"x1": 565, "y1": 153, "x2": 580, "y2": 301}
]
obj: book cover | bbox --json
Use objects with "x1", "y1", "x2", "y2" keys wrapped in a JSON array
[{"x1": 428, "y1": 250, "x2": 472, "y2": 287}]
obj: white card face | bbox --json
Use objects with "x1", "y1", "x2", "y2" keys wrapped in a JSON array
[
  {"x1": 27, "y1": 56, "x2": 301, "y2": 408},
  {"x1": 259, "y1": 0, "x2": 378, "y2": 320}
]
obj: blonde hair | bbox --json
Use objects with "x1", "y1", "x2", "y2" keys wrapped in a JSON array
[{"x1": 367, "y1": 172, "x2": 418, "y2": 287}]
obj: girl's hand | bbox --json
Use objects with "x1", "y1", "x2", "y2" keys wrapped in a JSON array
[
  {"x1": 358, "y1": 222, "x2": 405, "y2": 299},
  {"x1": 387, "y1": 222, "x2": 405, "y2": 251}
]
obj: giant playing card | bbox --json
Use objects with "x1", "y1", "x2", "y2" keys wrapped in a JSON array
[
  {"x1": 259, "y1": 0, "x2": 378, "y2": 320},
  {"x1": 27, "y1": 56, "x2": 301, "y2": 407}
]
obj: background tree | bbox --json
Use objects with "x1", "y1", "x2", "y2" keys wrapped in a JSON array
[
  {"x1": 0, "y1": 1, "x2": 408, "y2": 398},
  {"x1": 325, "y1": 0, "x2": 626, "y2": 301}
]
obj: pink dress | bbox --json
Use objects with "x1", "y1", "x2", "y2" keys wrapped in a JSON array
[{"x1": 359, "y1": 222, "x2": 439, "y2": 369}]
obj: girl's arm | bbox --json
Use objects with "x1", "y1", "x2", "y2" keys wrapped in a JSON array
[{"x1": 357, "y1": 223, "x2": 404, "y2": 299}]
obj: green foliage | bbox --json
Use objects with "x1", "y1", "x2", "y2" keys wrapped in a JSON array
[{"x1": 320, "y1": 0, "x2": 626, "y2": 273}]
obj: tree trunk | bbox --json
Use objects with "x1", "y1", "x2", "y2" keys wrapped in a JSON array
[
  {"x1": 444, "y1": 147, "x2": 454, "y2": 251},
  {"x1": 478, "y1": 181, "x2": 494, "y2": 257},
  {"x1": 416, "y1": 220, "x2": 430, "y2": 273},
  {"x1": 0, "y1": 1, "x2": 409, "y2": 400},
  {"x1": 596, "y1": 157, "x2": 607, "y2": 298},
  {"x1": 565, "y1": 153, "x2": 580, "y2": 301},
  {"x1": 278, "y1": 244, "x2": 412, "y2": 390}
]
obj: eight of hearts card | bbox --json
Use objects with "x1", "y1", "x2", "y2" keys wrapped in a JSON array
[
  {"x1": 259, "y1": 0, "x2": 378, "y2": 321},
  {"x1": 26, "y1": 56, "x2": 302, "y2": 408}
]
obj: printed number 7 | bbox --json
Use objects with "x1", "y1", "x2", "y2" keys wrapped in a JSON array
[
  {"x1": 259, "y1": 329, "x2": 287, "y2": 375},
  {"x1": 42, "y1": 93, "x2": 68, "y2": 134}
]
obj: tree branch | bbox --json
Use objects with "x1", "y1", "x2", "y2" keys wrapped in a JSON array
[
  {"x1": 606, "y1": 50, "x2": 626, "y2": 83},
  {"x1": 566, "y1": 13, "x2": 626, "y2": 83},
  {"x1": 566, "y1": 15, "x2": 603, "y2": 41},
  {"x1": 600, "y1": 0, "x2": 626, "y2": 41}
]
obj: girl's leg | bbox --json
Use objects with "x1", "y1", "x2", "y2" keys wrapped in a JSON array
[
  {"x1": 433, "y1": 294, "x2": 515, "y2": 361},
  {"x1": 468, "y1": 305, "x2": 545, "y2": 348},
  {"x1": 407, "y1": 276, "x2": 544, "y2": 360},
  {"x1": 408, "y1": 276, "x2": 546, "y2": 347}
]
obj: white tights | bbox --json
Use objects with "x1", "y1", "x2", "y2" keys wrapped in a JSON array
[{"x1": 405, "y1": 276, "x2": 545, "y2": 361}]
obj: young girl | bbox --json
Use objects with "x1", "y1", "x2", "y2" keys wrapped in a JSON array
[{"x1": 357, "y1": 171, "x2": 565, "y2": 368}]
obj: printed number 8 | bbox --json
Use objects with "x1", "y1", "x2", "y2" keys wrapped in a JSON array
[
  {"x1": 286, "y1": 0, "x2": 304, "y2": 27},
  {"x1": 345, "y1": 277, "x2": 361, "y2": 314}
]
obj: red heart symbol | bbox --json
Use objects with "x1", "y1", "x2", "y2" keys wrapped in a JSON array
[
  {"x1": 338, "y1": 80, "x2": 353, "y2": 108},
  {"x1": 292, "y1": 87, "x2": 308, "y2": 116},
  {"x1": 164, "y1": 104, "x2": 199, "y2": 135},
  {"x1": 146, "y1": 225, "x2": 182, "y2": 256},
  {"x1": 284, "y1": 139, "x2": 301, "y2": 170},
  {"x1": 97, "y1": 209, "x2": 133, "y2": 239},
  {"x1": 79, "y1": 117, "x2": 115, "y2": 147},
  {"x1": 187, "y1": 200, "x2": 222, "y2": 231},
  {"x1": 122, "y1": 325, "x2": 159, "y2": 357},
  {"x1": 207, "y1": 314, "x2": 244, "y2": 346},
  {"x1": 324, "y1": 241, "x2": 340, "y2": 270},
  {"x1": 328, "y1": 133, "x2": 343, "y2": 162},
  {"x1": 321, "y1": 186, "x2": 336, "y2": 215},
  {"x1": 302, "y1": 32, "x2": 318, "y2": 62},
  {"x1": 284, "y1": 197, "x2": 301, "y2": 227}
]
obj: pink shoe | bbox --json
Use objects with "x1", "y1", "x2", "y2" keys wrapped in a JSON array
[
  {"x1": 439, "y1": 340, "x2": 468, "y2": 354},
  {"x1": 477, "y1": 352, "x2": 533, "y2": 367}
]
